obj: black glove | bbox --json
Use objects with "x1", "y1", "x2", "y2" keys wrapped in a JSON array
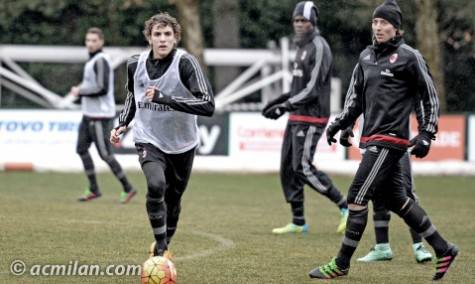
[
  {"x1": 261, "y1": 102, "x2": 275, "y2": 115},
  {"x1": 152, "y1": 90, "x2": 172, "y2": 104},
  {"x1": 326, "y1": 121, "x2": 341, "y2": 145},
  {"x1": 73, "y1": 96, "x2": 81, "y2": 104},
  {"x1": 261, "y1": 94, "x2": 290, "y2": 115},
  {"x1": 409, "y1": 131, "x2": 433, "y2": 158},
  {"x1": 262, "y1": 102, "x2": 291, "y2": 120},
  {"x1": 339, "y1": 126, "x2": 354, "y2": 147}
]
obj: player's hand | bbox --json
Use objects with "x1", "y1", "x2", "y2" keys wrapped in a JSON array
[
  {"x1": 409, "y1": 131, "x2": 432, "y2": 158},
  {"x1": 145, "y1": 86, "x2": 157, "y2": 102},
  {"x1": 70, "y1": 86, "x2": 80, "y2": 97},
  {"x1": 326, "y1": 121, "x2": 341, "y2": 145},
  {"x1": 261, "y1": 101, "x2": 277, "y2": 115},
  {"x1": 146, "y1": 86, "x2": 171, "y2": 104},
  {"x1": 110, "y1": 126, "x2": 127, "y2": 144},
  {"x1": 262, "y1": 102, "x2": 290, "y2": 120},
  {"x1": 339, "y1": 126, "x2": 354, "y2": 147}
]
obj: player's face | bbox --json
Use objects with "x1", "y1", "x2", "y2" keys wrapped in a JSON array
[
  {"x1": 372, "y1": 18, "x2": 397, "y2": 43},
  {"x1": 149, "y1": 24, "x2": 177, "y2": 59},
  {"x1": 85, "y1": 33, "x2": 104, "y2": 53},
  {"x1": 293, "y1": 16, "x2": 313, "y2": 35}
]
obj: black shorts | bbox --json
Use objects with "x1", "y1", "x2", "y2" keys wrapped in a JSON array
[
  {"x1": 135, "y1": 143, "x2": 195, "y2": 198},
  {"x1": 76, "y1": 116, "x2": 114, "y2": 158},
  {"x1": 347, "y1": 146, "x2": 408, "y2": 210}
]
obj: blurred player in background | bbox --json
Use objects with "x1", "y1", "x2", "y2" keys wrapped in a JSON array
[
  {"x1": 110, "y1": 13, "x2": 214, "y2": 257},
  {"x1": 262, "y1": 1, "x2": 348, "y2": 235},
  {"x1": 309, "y1": 0, "x2": 458, "y2": 280},
  {"x1": 70, "y1": 27, "x2": 136, "y2": 203}
]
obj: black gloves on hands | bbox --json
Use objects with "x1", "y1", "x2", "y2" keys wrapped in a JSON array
[
  {"x1": 152, "y1": 90, "x2": 171, "y2": 104},
  {"x1": 409, "y1": 131, "x2": 433, "y2": 158},
  {"x1": 339, "y1": 127, "x2": 354, "y2": 147},
  {"x1": 262, "y1": 102, "x2": 291, "y2": 120},
  {"x1": 326, "y1": 121, "x2": 341, "y2": 145}
]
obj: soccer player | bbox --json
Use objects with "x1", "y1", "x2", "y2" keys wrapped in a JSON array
[
  {"x1": 110, "y1": 13, "x2": 214, "y2": 257},
  {"x1": 70, "y1": 27, "x2": 136, "y2": 203},
  {"x1": 262, "y1": 1, "x2": 348, "y2": 235},
  {"x1": 340, "y1": 126, "x2": 432, "y2": 263},
  {"x1": 309, "y1": 0, "x2": 458, "y2": 280}
]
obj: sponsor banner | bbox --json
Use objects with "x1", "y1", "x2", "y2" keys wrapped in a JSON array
[
  {"x1": 229, "y1": 113, "x2": 345, "y2": 165},
  {"x1": 469, "y1": 115, "x2": 475, "y2": 161},
  {"x1": 196, "y1": 114, "x2": 229, "y2": 155},
  {"x1": 0, "y1": 110, "x2": 82, "y2": 163},
  {"x1": 0, "y1": 110, "x2": 229, "y2": 167},
  {"x1": 348, "y1": 114, "x2": 466, "y2": 161}
]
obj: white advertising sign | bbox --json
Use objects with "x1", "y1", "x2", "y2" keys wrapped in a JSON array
[
  {"x1": 0, "y1": 110, "x2": 102, "y2": 170},
  {"x1": 229, "y1": 113, "x2": 344, "y2": 170},
  {"x1": 469, "y1": 115, "x2": 475, "y2": 162}
]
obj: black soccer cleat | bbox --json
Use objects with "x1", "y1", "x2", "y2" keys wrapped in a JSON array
[
  {"x1": 309, "y1": 258, "x2": 349, "y2": 279},
  {"x1": 433, "y1": 244, "x2": 459, "y2": 281},
  {"x1": 78, "y1": 189, "x2": 102, "y2": 202}
]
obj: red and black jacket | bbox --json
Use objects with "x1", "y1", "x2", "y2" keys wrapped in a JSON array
[{"x1": 335, "y1": 36, "x2": 439, "y2": 151}]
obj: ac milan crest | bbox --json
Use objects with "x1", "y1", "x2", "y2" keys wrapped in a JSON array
[{"x1": 389, "y1": 53, "x2": 398, "y2": 64}]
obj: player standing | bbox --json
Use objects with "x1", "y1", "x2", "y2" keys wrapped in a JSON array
[
  {"x1": 262, "y1": 1, "x2": 348, "y2": 235},
  {"x1": 309, "y1": 0, "x2": 458, "y2": 280}
]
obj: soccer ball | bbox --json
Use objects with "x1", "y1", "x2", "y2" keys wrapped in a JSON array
[{"x1": 141, "y1": 256, "x2": 177, "y2": 284}]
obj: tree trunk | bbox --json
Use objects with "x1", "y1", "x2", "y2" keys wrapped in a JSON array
[
  {"x1": 415, "y1": 0, "x2": 446, "y2": 112},
  {"x1": 169, "y1": 0, "x2": 207, "y2": 70},
  {"x1": 213, "y1": 0, "x2": 240, "y2": 92}
]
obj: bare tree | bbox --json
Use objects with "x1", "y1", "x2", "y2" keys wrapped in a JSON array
[
  {"x1": 415, "y1": 0, "x2": 446, "y2": 112},
  {"x1": 169, "y1": 0, "x2": 207, "y2": 70},
  {"x1": 213, "y1": 0, "x2": 240, "y2": 92}
]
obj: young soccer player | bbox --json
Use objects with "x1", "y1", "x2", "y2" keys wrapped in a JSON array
[{"x1": 110, "y1": 13, "x2": 214, "y2": 257}]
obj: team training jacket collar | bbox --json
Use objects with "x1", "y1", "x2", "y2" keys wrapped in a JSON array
[
  {"x1": 294, "y1": 28, "x2": 319, "y2": 47},
  {"x1": 88, "y1": 49, "x2": 103, "y2": 59},
  {"x1": 371, "y1": 35, "x2": 404, "y2": 57}
]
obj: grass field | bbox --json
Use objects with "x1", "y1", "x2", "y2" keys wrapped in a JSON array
[{"x1": 1, "y1": 171, "x2": 474, "y2": 283}]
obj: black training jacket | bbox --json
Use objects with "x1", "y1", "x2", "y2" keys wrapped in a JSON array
[
  {"x1": 284, "y1": 30, "x2": 333, "y2": 126},
  {"x1": 335, "y1": 36, "x2": 439, "y2": 150}
]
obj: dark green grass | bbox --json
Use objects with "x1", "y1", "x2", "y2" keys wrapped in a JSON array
[{"x1": 0, "y1": 172, "x2": 474, "y2": 283}]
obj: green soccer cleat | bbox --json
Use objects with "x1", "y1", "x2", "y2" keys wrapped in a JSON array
[
  {"x1": 119, "y1": 189, "x2": 137, "y2": 204},
  {"x1": 357, "y1": 244, "x2": 393, "y2": 262},
  {"x1": 272, "y1": 223, "x2": 308, "y2": 234},
  {"x1": 78, "y1": 188, "x2": 102, "y2": 202},
  {"x1": 308, "y1": 258, "x2": 349, "y2": 279},
  {"x1": 413, "y1": 242, "x2": 432, "y2": 263},
  {"x1": 337, "y1": 208, "x2": 348, "y2": 234}
]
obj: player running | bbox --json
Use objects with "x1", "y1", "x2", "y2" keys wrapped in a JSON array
[
  {"x1": 70, "y1": 27, "x2": 136, "y2": 203},
  {"x1": 110, "y1": 13, "x2": 214, "y2": 257}
]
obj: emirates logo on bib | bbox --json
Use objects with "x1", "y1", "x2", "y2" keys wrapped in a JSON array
[{"x1": 389, "y1": 53, "x2": 398, "y2": 64}]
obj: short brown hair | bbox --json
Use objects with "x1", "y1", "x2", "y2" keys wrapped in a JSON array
[
  {"x1": 86, "y1": 27, "x2": 104, "y2": 40},
  {"x1": 143, "y1": 13, "x2": 182, "y2": 43}
]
